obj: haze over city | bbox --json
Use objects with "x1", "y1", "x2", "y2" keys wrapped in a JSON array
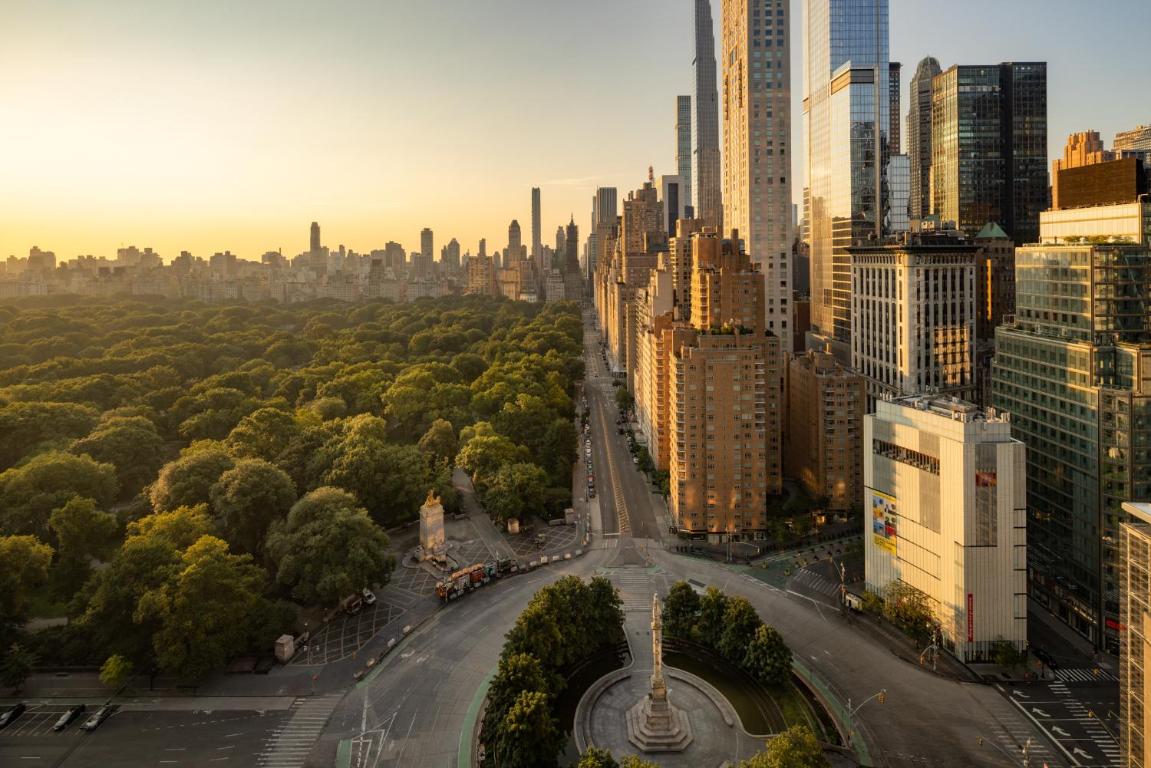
[{"x1": 2, "y1": 0, "x2": 1147, "y2": 259}]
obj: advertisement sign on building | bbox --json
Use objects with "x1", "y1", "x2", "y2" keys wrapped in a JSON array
[{"x1": 871, "y1": 489, "x2": 898, "y2": 554}]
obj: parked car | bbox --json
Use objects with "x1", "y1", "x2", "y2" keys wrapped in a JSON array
[
  {"x1": 341, "y1": 593, "x2": 364, "y2": 615},
  {"x1": 0, "y1": 702, "x2": 27, "y2": 730},
  {"x1": 81, "y1": 705, "x2": 118, "y2": 732},
  {"x1": 588, "y1": 488, "x2": 596, "y2": 498},
  {"x1": 361, "y1": 587, "x2": 377, "y2": 606},
  {"x1": 53, "y1": 704, "x2": 87, "y2": 731}
]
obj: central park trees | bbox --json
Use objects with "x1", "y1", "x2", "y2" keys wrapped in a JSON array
[{"x1": 0, "y1": 294, "x2": 584, "y2": 679}]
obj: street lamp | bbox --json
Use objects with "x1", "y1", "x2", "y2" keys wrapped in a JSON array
[{"x1": 845, "y1": 689, "x2": 887, "y2": 748}]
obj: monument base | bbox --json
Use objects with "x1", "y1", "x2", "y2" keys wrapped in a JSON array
[{"x1": 625, "y1": 691, "x2": 693, "y2": 753}]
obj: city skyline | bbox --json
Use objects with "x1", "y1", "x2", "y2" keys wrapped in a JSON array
[{"x1": 2, "y1": 0, "x2": 1148, "y2": 261}]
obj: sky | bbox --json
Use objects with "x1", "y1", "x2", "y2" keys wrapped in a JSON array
[{"x1": 1, "y1": 0, "x2": 1148, "y2": 262}]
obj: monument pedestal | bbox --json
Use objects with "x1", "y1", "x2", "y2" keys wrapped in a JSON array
[
  {"x1": 625, "y1": 595, "x2": 693, "y2": 753},
  {"x1": 625, "y1": 685, "x2": 694, "y2": 752}
]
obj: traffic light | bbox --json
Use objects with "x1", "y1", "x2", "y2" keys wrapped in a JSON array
[{"x1": 877, "y1": 690, "x2": 887, "y2": 705}]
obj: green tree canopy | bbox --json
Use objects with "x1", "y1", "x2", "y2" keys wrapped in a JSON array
[
  {"x1": 0, "y1": 401, "x2": 99, "y2": 470},
  {"x1": 738, "y1": 725, "x2": 829, "y2": 768},
  {"x1": 265, "y1": 487, "x2": 395, "y2": 606},
  {"x1": 417, "y1": 418, "x2": 458, "y2": 466},
  {"x1": 491, "y1": 689, "x2": 563, "y2": 768},
  {"x1": 322, "y1": 440, "x2": 427, "y2": 528},
  {"x1": 694, "y1": 586, "x2": 729, "y2": 649},
  {"x1": 483, "y1": 462, "x2": 549, "y2": 523},
  {"x1": 71, "y1": 415, "x2": 166, "y2": 497},
  {"x1": 719, "y1": 596, "x2": 763, "y2": 662},
  {"x1": 209, "y1": 459, "x2": 297, "y2": 556},
  {"x1": 663, "y1": 581, "x2": 701, "y2": 639},
  {"x1": 0, "y1": 535, "x2": 54, "y2": 625},
  {"x1": 49, "y1": 496, "x2": 120, "y2": 594},
  {"x1": 149, "y1": 443, "x2": 235, "y2": 513},
  {"x1": 135, "y1": 535, "x2": 267, "y2": 680},
  {"x1": 0, "y1": 451, "x2": 117, "y2": 536},
  {"x1": 743, "y1": 624, "x2": 792, "y2": 687},
  {"x1": 224, "y1": 407, "x2": 301, "y2": 464},
  {"x1": 99, "y1": 654, "x2": 134, "y2": 690}
]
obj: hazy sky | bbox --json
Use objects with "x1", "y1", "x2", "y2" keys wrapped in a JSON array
[{"x1": 2, "y1": 0, "x2": 1147, "y2": 261}]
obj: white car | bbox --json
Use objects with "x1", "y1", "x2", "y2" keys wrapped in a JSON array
[{"x1": 362, "y1": 588, "x2": 377, "y2": 606}]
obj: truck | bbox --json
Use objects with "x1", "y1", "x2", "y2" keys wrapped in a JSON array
[{"x1": 435, "y1": 562, "x2": 498, "y2": 603}]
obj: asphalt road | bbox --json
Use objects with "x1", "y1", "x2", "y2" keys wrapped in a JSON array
[
  {"x1": 582, "y1": 316, "x2": 663, "y2": 542},
  {"x1": 0, "y1": 704, "x2": 287, "y2": 768}
]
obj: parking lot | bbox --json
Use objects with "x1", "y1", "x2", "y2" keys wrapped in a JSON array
[
  {"x1": 291, "y1": 597, "x2": 406, "y2": 666},
  {"x1": 504, "y1": 521, "x2": 582, "y2": 558},
  {"x1": 0, "y1": 703, "x2": 89, "y2": 736}
]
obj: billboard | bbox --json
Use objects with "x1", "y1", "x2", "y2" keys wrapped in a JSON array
[{"x1": 871, "y1": 489, "x2": 897, "y2": 555}]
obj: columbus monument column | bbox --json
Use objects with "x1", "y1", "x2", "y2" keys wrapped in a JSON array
[{"x1": 626, "y1": 594, "x2": 693, "y2": 752}]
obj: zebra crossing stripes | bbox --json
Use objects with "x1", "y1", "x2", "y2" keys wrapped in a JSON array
[
  {"x1": 1054, "y1": 667, "x2": 1118, "y2": 683},
  {"x1": 792, "y1": 568, "x2": 840, "y2": 598},
  {"x1": 612, "y1": 567, "x2": 654, "y2": 612},
  {"x1": 259, "y1": 693, "x2": 343, "y2": 768},
  {"x1": 985, "y1": 720, "x2": 1062, "y2": 767}
]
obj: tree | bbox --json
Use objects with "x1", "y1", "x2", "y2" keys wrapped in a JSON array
[
  {"x1": 719, "y1": 596, "x2": 763, "y2": 662},
  {"x1": 99, "y1": 654, "x2": 134, "y2": 690},
  {"x1": 209, "y1": 459, "x2": 297, "y2": 556},
  {"x1": 71, "y1": 415, "x2": 166, "y2": 497},
  {"x1": 483, "y1": 462, "x2": 549, "y2": 523},
  {"x1": 576, "y1": 747, "x2": 619, "y2": 768},
  {"x1": 126, "y1": 505, "x2": 214, "y2": 550},
  {"x1": 135, "y1": 536, "x2": 267, "y2": 680},
  {"x1": 323, "y1": 441, "x2": 427, "y2": 528},
  {"x1": 883, "y1": 581, "x2": 936, "y2": 646},
  {"x1": 614, "y1": 387, "x2": 634, "y2": 412},
  {"x1": 0, "y1": 643, "x2": 37, "y2": 692},
  {"x1": 48, "y1": 497, "x2": 119, "y2": 594},
  {"x1": 662, "y1": 581, "x2": 701, "y2": 639},
  {"x1": 743, "y1": 624, "x2": 792, "y2": 687},
  {"x1": 417, "y1": 419, "x2": 458, "y2": 466},
  {"x1": 0, "y1": 451, "x2": 117, "y2": 537},
  {"x1": 492, "y1": 689, "x2": 563, "y2": 768},
  {"x1": 694, "y1": 586, "x2": 729, "y2": 649},
  {"x1": 482, "y1": 652, "x2": 558, "y2": 751},
  {"x1": 0, "y1": 535, "x2": 54, "y2": 625},
  {"x1": 224, "y1": 407, "x2": 301, "y2": 464},
  {"x1": 265, "y1": 487, "x2": 395, "y2": 606},
  {"x1": 149, "y1": 443, "x2": 235, "y2": 513},
  {"x1": 738, "y1": 725, "x2": 829, "y2": 768},
  {"x1": 455, "y1": 432, "x2": 530, "y2": 491},
  {"x1": 0, "y1": 401, "x2": 99, "y2": 471}
]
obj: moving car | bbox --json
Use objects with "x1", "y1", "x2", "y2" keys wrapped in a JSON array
[
  {"x1": 81, "y1": 704, "x2": 118, "y2": 732},
  {"x1": 0, "y1": 702, "x2": 27, "y2": 730},
  {"x1": 53, "y1": 704, "x2": 87, "y2": 731}
]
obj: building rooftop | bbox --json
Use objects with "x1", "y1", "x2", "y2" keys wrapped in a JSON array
[{"x1": 885, "y1": 393, "x2": 1012, "y2": 424}]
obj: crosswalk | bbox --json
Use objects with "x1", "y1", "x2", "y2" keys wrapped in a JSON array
[
  {"x1": 984, "y1": 718, "x2": 1064, "y2": 768},
  {"x1": 1054, "y1": 667, "x2": 1118, "y2": 683},
  {"x1": 791, "y1": 567, "x2": 840, "y2": 599},
  {"x1": 1051, "y1": 680, "x2": 1120, "y2": 765},
  {"x1": 258, "y1": 693, "x2": 343, "y2": 768},
  {"x1": 612, "y1": 566, "x2": 654, "y2": 612}
]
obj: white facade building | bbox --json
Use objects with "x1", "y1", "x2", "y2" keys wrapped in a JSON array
[
  {"x1": 864, "y1": 395, "x2": 1027, "y2": 662},
  {"x1": 850, "y1": 238, "x2": 977, "y2": 403}
]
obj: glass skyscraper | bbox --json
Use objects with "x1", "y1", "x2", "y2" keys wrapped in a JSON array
[
  {"x1": 907, "y1": 56, "x2": 941, "y2": 221},
  {"x1": 804, "y1": 0, "x2": 892, "y2": 352},
  {"x1": 693, "y1": 0, "x2": 723, "y2": 232},
  {"x1": 993, "y1": 235, "x2": 1151, "y2": 651},
  {"x1": 932, "y1": 62, "x2": 1048, "y2": 245},
  {"x1": 676, "y1": 95, "x2": 693, "y2": 217}
]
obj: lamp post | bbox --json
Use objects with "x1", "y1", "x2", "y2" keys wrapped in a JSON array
[{"x1": 845, "y1": 689, "x2": 887, "y2": 748}]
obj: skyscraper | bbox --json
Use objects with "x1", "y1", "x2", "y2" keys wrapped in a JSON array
[
  {"x1": 508, "y1": 220, "x2": 522, "y2": 260},
  {"x1": 588, "y1": 187, "x2": 618, "y2": 281},
  {"x1": 1115, "y1": 125, "x2": 1151, "y2": 153},
  {"x1": 721, "y1": 0, "x2": 794, "y2": 350},
  {"x1": 932, "y1": 62, "x2": 1048, "y2": 244},
  {"x1": 804, "y1": 0, "x2": 892, "y2": 353},
  {"x1": 531, "y1": 187, "x2": 542, "y2": 260},
  {"x1": 888, "y1": 62, "x2": 902, "y2": 154},
  {"x1": 992, "y1": 189, "x2": 1151, "y2": 652},
  {"x1": 420, "y1": 228, "x2": 434, "y2": 264},
  {"x1": 692, "y1": 0, "x2": 722, "y2": 231},
  {"x1": 310, "y1": 221, "x2": 321, "y2": 252},
  {"x1": 907, "y1": 57, "x2": 942, "y2": 221},
  {"x1": 676, "y1": 95, "x2": 693, "y2": 215}
]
